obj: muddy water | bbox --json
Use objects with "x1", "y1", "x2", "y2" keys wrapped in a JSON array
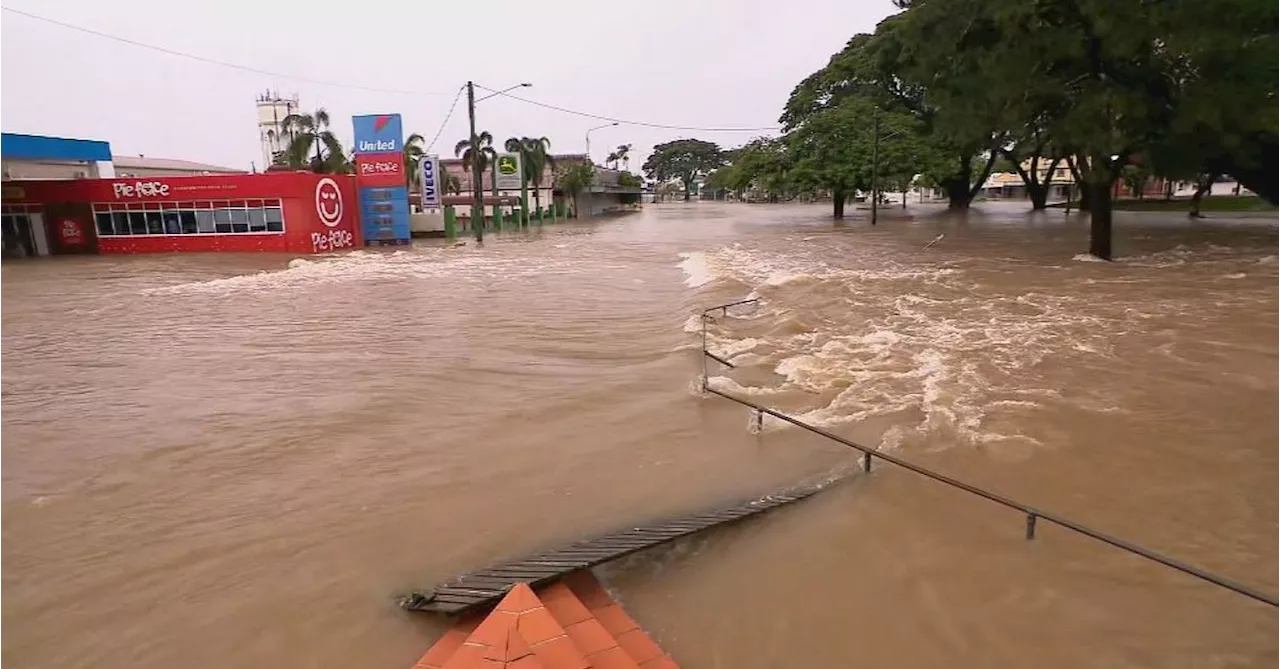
[{"x1": 2, "y1": 202, "x2": 1276, "y2": 668}]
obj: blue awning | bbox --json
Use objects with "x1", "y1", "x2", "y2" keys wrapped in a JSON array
[{"x1": 1, "y1": 133, "x2": 112, "y2": 162}]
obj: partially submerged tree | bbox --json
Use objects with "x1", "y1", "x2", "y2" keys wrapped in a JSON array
[
  {"x1": 557, "y1": 162, "x2": 595, "y2": 216},
  {"x1": 642, "y1": 139, "x2": 724, "y2": 200}
]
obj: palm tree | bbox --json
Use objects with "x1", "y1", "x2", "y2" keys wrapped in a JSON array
[
  {"x1": 503, "y1": 136, "x2": 555, "y2": 215},
  {"x1": 614, "y1": 144, "x2": 632, "y2": 172},
  {"x1": 403, "y1": 133, "x2": 426, "y2": 187},
  {"x1": 454, "y1": 131, "x2": 497, "y2": 180},
  {"x1": 280, "y1": 108, "x2": 346, "y2": 173},
  {"x1": 605, "y1": 150, "x2": 619, "y2": 170}
]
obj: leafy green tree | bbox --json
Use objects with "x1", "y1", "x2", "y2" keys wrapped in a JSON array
[
  {"x1": 780, "y1": 30, "x2": 1001, "y2": 211},
  {"x1": 279, "y1": 108, "x2": 348, "y2": 173},
  {"x1": 731, "y1": 138, "x2": 795, "y2": 201},
  {"x1": 617, "y1": 172, "x2": 643, "y2": 188},
  {"x1": 642, "y1": 139, "x2": 724, "y2": 200},
  {"x1": 557, "y1": 162, "x2": 595, "y2": 216},
  {"x1": 787, "y1": 98, "x2": 922, "y2": 218}
]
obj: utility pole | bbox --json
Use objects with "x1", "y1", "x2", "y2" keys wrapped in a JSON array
[
  {"x1": 871, "y1": 106, "x2": 880, "y2": 226},
  {"x1": 467, "y1": 81, "x2": 484, "y2": 243}
]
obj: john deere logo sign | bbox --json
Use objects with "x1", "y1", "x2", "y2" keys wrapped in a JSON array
[{"x1": 495, "y1": 152, "x2": 522, "y2": 190}]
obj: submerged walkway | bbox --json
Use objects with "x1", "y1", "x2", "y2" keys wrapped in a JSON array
[{"x1": 403, "y1": 479, "x2": 841, "y2": 615}]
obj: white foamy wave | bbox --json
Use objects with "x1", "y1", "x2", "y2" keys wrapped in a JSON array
[
  {"x1": 677, "y1": 251, "x2": 714, "y2": 287},
  {"x1": 705, "y1": 376, "x2": 785, "y2": 397},
  {"x1": 717, "y1": 337, "x2": 762, "y2": 357},
  {"x1": 1071, "y1": 253, "x2": 1108, "y2": 263},
  {"x1": 142, "y1": 248, "x2": 608, "y2": 297}
]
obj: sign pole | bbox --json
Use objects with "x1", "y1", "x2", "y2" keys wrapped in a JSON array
[{"x1": 467, "y1": 81, "x2": 483, "y2": 243}]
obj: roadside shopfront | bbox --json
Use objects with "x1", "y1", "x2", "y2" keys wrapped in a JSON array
[{"x1": 1, "y1": 172, "x2": 360, "y2": 256}]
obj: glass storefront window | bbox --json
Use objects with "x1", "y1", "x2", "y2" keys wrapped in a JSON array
[{"x1": 92, "y1": 202, "x2": 288, "y2": 236}]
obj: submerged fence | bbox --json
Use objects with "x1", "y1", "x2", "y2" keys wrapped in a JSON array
[{"x1": 699, "y1": 298, "x2": 1277, "y2": 608}]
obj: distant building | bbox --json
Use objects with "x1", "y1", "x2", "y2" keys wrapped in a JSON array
[
  {"x1": 981, "y1": 157, "x2": 1075, "y2": 201},
  {"x1": 1, "y1": 132, "x2": 240, "y2": 180},
  {"x1": 113, "y1": 155, "x2": 243, "y2": 178},
  {"x1": 425, "y1": 154, "x2": 639, "y2": 217},
  {"x1": 256, "y1": 90, "x2": 301, "y2": 169}
]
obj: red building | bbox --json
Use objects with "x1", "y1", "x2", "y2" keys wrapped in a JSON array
[{"x1": 2, "y1": 172, "x2": 361, "y2": 256}]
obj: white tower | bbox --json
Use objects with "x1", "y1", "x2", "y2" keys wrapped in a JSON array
[{"x1": 256, "y1": 90, "x2": 301, "y2": 169}]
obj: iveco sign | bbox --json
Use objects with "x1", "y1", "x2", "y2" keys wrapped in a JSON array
[{"x1": 419, "y1": 155, "x2": 441, "y2": 209}]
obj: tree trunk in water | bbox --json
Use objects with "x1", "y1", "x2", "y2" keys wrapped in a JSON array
[
  {"x1": 1078, "y1": 184, "x2": 1093, "y2": 212},
  {"x1": 901, "y1": 190, "x2": 907, "y2": 208},
  {"x1": 1188, "y1": 174, "x2": 1215, "y2": 217},
  {"x1": 1088, "y1": 180, "x2": 1113, "y2": 260},
  {"x1": 945, "y1": 179, "x2": 971, "y2": 209},
  {"x1": 1164, "y1": 180, "x2": 1174, "y2": 201},
  {"x1": 832, "y1": 188, "x2": 845, "y2": 218},
  {"x1": 1028, "y1": 184, "x2": 1049, "y2": 210}
]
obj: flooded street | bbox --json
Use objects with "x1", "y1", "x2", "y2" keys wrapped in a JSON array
[{"x1": 3, "y1": 202, "x2": 1276, "y2": 668}]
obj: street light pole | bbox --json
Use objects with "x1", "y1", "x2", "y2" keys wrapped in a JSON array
[
  {"x1": 585, "y1": 122, "x2": 618, "y2": 166},
  {"x1": 467, "y1": 81, "x2": 484, "y2": 243},
  {"x1": 871, "y1": 106, "x2": 880, "y2": 226}
]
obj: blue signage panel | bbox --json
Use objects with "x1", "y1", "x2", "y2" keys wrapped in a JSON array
[
  {"x1": 352, "y1": 114, "x2": 404, "y2": 155},
  {"x1": 353, "y1": 113, "x2": 410, "y2": 244},
  {"x1": 358, "y1": 186, "x2": 411, "y2": 244}
]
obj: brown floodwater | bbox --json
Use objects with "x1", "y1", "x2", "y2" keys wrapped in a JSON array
[{"x1": 2, "y1": 202, "x2": 1276, "y2": 668}]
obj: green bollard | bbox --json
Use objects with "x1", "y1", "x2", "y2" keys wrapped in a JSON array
[
  {"x1": 549, "y1": 202, "x2": 558, "y2": 223},
  {"x1": 444, "y1": 206, "x2": 457, "y2": 239},
  {"x1": 494, "y1": 206, "x2": 504, "y2": 231}
]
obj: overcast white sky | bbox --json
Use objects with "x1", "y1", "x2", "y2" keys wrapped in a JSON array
[{"x1": 1, "y1": 0, "x2": 894, "y2": 171}]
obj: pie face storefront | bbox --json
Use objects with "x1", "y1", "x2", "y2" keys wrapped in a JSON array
[{"x1": 1, "y1": 172, "x2": 361, "y2": 257}]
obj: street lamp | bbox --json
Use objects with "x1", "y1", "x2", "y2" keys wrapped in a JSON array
[
  {"x1": 466, "y1": 81, "x2": 532, "y2": 242},
  {"x1": 585, "y1": 122, "x2": 618, "y2": 166}
]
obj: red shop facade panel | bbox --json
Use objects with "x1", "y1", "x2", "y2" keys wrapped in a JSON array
[{"x1": 3, "y1": 172, "x2": 361, "y2": 255}]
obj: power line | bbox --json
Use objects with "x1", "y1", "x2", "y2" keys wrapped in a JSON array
[
  {"x1": 474, "y1": 84, "x2": 781, "y2": 133},
  {"x1": 424, "y1": 85, "x2": 465, "y2": 153},
  {"x1": 1, "y1": 6, "x2": 453, "y2": 97}
]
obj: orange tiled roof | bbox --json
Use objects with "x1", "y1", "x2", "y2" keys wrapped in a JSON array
[{"x1": 412, "y1": 571, "x2": 677, "y2": 669}]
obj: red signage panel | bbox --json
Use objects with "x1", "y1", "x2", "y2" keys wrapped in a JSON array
[{"x1": 354, "y1": 152, "x2": 406, "y2": 188}]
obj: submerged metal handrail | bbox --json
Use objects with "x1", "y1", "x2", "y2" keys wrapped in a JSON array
[
  {"x1": 699, "y1": 298, "x2": 759, "y2": 381},
  {"x1": 697, "y1": 299, "x2": 1278, "y2": 609}
]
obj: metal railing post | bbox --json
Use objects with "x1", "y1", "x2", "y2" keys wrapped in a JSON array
[
  {"x1": 1025, "y1": 513, "x2": 1038, "y2": 540},
  {"x1": 863, "y1": 452, "x2": 872, "y2": 472}
]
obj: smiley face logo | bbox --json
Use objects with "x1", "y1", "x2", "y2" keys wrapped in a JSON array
[{"x1": 315, "y1": 177, "x2": 343, "y2": 228}]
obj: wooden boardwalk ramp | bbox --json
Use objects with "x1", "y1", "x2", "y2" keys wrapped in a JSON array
[{"x1": 402, "y1": 478, "x2": 845, "y2": 615}]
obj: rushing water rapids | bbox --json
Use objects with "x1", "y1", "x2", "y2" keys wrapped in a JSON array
[{"x1": 2, "y1": 202, "x2": 1276, "y2": 668}]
